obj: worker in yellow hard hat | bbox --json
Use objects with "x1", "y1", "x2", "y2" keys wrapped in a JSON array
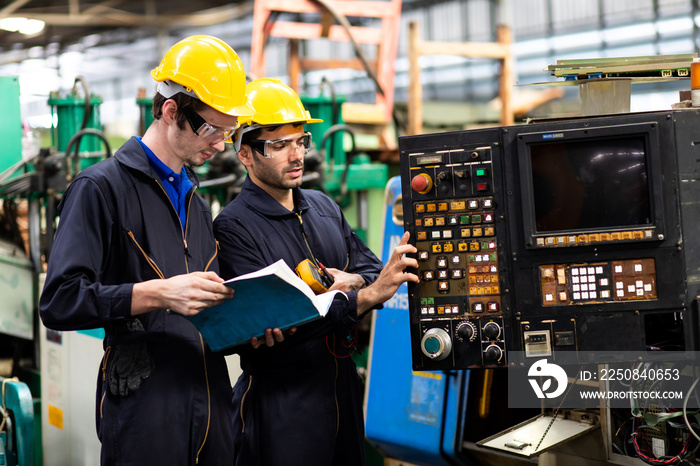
[
  {"x1": 40, "y1": 35, "x2": 250, "y2": 465},
  {"x1": 214, "y1": 78, "x2": 419, "y2": 466}
]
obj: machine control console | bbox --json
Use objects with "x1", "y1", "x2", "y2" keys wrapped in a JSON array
[{"x1": 402, "y1": 141, "x2": 509, "y2": 369}]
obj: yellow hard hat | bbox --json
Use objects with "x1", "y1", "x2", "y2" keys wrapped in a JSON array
[
  {"x1": 233, "y1": 78, "x2": 322, "y2": 151},
  {"x1": 151, "y1": 35, "x2": 254, "y2": 117}
]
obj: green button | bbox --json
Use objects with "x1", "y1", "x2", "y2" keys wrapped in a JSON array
[
  {"x1": 424, "y1": 336, "x2": 441, "y2": 354},
  {"x1": 476, "y1": 169, "x2": 486, "y2": 177},
  {"x1": 427, "y1": 297, "x2": 435, "y2": 305},
  {"x1": 472, "y1": 215, "x2": 482, "y2": 223},
  {"x1": 460, "y1": 215, "x2": 470, "y2": 224},
  {"x1": 420, "y1": 298, "x2": 427, "y2": 305}
]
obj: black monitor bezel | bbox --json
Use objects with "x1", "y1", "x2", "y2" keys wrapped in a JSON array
[{"x1": 516, "y1": 121, "x2": 665, "y2": 249}]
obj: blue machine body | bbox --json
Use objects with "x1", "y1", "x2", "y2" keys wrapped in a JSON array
[
  {"x1": 0, "y1": 377, "x2": 34, "y2": 466},
  {"x1": 365, "y1": 176, "x2": 471, "y2": 465}
]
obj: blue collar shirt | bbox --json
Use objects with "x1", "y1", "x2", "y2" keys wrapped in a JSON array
[{"x1": 137, "y1": 137, "x2": 193, "y2": 231}]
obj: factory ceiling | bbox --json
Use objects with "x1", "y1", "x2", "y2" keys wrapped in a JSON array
[{"x1": 1, "y1": 0, "x2": 253, "y2": 54}]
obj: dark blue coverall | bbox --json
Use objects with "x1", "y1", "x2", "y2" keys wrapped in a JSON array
[
  {"x1": 214, "y1": 176, "x2": 384, "y2": 466},
  {"x1": 39, "y1": 137, "x2": 235, "y2": 466}
]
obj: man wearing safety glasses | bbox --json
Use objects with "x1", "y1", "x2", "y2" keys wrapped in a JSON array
[
  {"x1": 214, "y1": 78, "x2": 419, "y2": 466},
  {"x1": 40, "y1": 36, "x2": 251, "y2": 465}
]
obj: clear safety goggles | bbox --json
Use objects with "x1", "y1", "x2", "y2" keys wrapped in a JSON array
[
  {"x1": 183, "y1": 107, "x2": 239, "y2": 143},
  {"x1": 248, "y1": 132, "x2": 312, "y2": 159}
]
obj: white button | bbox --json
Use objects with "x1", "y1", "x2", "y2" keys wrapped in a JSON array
[
  {"x1": 443, "y1": 230, "x2": 453, "y2": 239},
  {"x1": 587, "y1": 267, "x2": 595, "y2": 274},
  {"x1": 615, "y1": 265, "x2": 623, "y2": 273},
  {"x1": 636, "y1": 289, "x2": 644, "y2": 296},
  {"x1": 572, "y1": 277, "x2": 579, "y2": 284},
  {"x1": 616, "y1": 282, "x2": 624, "y2": 289},
  {"x1": 581, "y1": 284, "x2": 588, "y2": 291},
  {"x1": 644, "y1": 284, "x2": 652, "y2": 292},
  {"x1": 600, "y1": 278, "x2": 609, "y2": 286},
  {"x1": 582, "y1": 292, "x2": 589, "y2": 299},
  {"x1": 628, "y1": 285, "x2": 635, "y2": 293},
  {"x1": 572, "y1": 269, "x2": 579, "y2": 276},
  {"x1": 634, "y1": 264, "x2": 642, "y2": 272},
  {"x1": 573, "y1": 292, "x2": 581, "y2": 300},
  {"x1": 589, "y1": 284, "x2": 596, "y2": 291},
  {"x1": 168, "y1": 177, "x2": 174, "y2": 182},
  {"x1": 590, "y1": 291, "x2": 597, "y2": 299},
  {"x1": 588, "y1": 276, "x2": 595, "y2": 283},
  {"x1": 545, "y1": 294, "x2": 554, "y2": 302},
  {"x1": 596, "y1": 266, "x2": 603, "y2": 274},
  {"x1": 617, "y1": 290, "x2": 624, "y2": 297},
  {"x1": 601, "y1": 290, "x2": 610, "y2": 298},
  {"x1": 431, "y1": 231, "x2": 441, "y2": 239},
  {"x1": 573, "y1": 284, "x2": 580, "y2": 292},
  {"x1": 559, "y1": 292, "x2": 567, "y2": 301},
  {"x1": 636, "y1": 280, "x2": 644, "y2": 288}
]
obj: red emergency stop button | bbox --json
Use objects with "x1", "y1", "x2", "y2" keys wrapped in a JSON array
[{"x1": 411, "y1": 173, "x2": 433, "y2": 194}]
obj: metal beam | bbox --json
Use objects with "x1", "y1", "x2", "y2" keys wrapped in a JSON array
[
  {"x1": 1, "y1": 0, "x2": 33, "y2": 18},
  {"x1": 14, "y1": 3, "x2": 253, "y2": 27}
]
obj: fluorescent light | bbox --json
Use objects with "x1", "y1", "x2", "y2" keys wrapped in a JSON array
[{"x1": 0, "y1": 17, "x2": 45, "y2": 35}]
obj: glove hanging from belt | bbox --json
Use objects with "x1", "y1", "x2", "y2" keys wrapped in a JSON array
[{"x1": 109, "y1": 319, "x2": 154, "y2": 396}]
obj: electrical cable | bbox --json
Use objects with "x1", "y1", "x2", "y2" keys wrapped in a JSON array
[
  {"x1": 65, "y1": 128, "x2": 112, "y2": 180},
  {"x1": 683, "y1": 377, "x2": 700, "y2": 442}
]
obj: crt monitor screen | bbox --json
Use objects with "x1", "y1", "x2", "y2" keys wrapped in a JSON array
[{"x1": 528, "y1": 135, "x2": 652, "y2": 233}]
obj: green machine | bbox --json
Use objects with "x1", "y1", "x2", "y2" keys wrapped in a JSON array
[
  {"x1": 302, "y1": 91, "x2": 388, "y2": 254},
  {"x1": 47, "y1": 77, "x2": 108, "y2": 177}
]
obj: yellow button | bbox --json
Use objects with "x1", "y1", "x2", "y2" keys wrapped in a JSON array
[
  {"x1": 589, "y1": 234, "x2": 600, "y2": 242},
  {"x1": 426, "y1": 204, "x2": 437, "y2": 212},
  {"x1": 438, "y1": 202, "x2": 449, "y2": 211},
  {"x1": 443, "y1": 243, "x2": 454, "y2": 253},
  {"x1": 578, "y1": 235, "x2": 588, "y2": 243},
  {"x1": 461, "y1": 228, "x2": 471, "y2": 238},
  {"x1": 622, "y1": 231, "x2": 633, "y2": 240},
  {"x1": 451, "y1": 201, "x2": 466, "y2": 211},
  {"x1": 484, "y1": 227, "x2": 495, "y2": 236},
  {"x1": 600, "y1": 233, "x2": 610, "y2": 241},
  {"x1": 417, "y1": 232, "x2": 427, "y2": 240},
  {"x1": 469, "y1": 242, "x2": 480, "y2": 251},
  {"x1": 415, "y1": 204, "x2": 426, "y2": 213},
  {"x1": 633, "y1": 231, "x2": 643, "y2": 239},
  {"x1": 610, "y1": 232, "x2": 621, "y2": 240},
  {"x1": 431, "y1": 244, "x2": 442, "y2": 253},
  {"x1": 458, "y1": 242, "x2": 469, "y2": 251},
  {"x1": 424, "y1": 218, "x2": 434, "y2": 227},
  {"x1": 473, "y1": 228, "x2": 483, "y2": 237},
  {"x1": 435, "y1": 217, "x2": 445, "y2": 226}
]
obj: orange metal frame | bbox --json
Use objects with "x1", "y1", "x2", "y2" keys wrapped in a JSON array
[{"x1": 250, "y1": 0, "x2": 402, "y2": 123}]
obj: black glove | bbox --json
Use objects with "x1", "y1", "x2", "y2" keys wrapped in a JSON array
[{"x1": 108, "y1": 320, "x2": 154, "y2": 396}]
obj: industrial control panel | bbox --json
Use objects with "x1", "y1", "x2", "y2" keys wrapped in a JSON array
[
  {"x1": 400, "y1": 110, "x2": 700, "y2": 371},
  {"x1": 401, "y1": 130, "x2": 509, "y2": 369}
]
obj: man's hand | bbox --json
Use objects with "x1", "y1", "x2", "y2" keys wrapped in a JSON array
[
  {"x1": 326, "y1": 268, "x2": 366, "y2": 292},
  {"x1": 131, "y1": 271, "x2": 234, "y2": 316},
  {"x1": 250, "y1": 327, "x2": 298, "y2": 349},
  {"x1": 357, "y1": 231, "x2": 419, "y2": 315}
]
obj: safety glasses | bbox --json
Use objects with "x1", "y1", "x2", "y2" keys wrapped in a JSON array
[
  {"x1": 183, "y1": 107, "x2": 239, "y2": 143},
  {"x1": 248, "y1": 132, "x2": 312, "y2": 159}
]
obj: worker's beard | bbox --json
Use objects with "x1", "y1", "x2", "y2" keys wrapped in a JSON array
[{"x1": 250, "y1": 150, "x2": 304, "y2": 190}]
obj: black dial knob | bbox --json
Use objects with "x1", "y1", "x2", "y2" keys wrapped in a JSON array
[
  {"x1": 456, "y1": 321, "x2": 476, "y2": 342},
  {"x1": 484, "y1": 344, "x2": 502, "y2": 362},
  {"x1": 482, "y1": 322, "x2": 501, "y2": 340}
]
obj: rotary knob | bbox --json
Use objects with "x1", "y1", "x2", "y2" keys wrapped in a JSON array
[
  {"x1": 411, "y1": 173, "x2": 433, "y2": 194},
  {"x1": 483, "y1": 344, "x2": 503, "y2": 362},
  {"x1": 482, "y1": 321, "x2": 501, "y2": 340},
  {"x1": 421, "y1": 328, "x2": 452, "y2": 361},
  {"x1": 456, "y1": 321, "x2": 477, "y2": 342}
]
